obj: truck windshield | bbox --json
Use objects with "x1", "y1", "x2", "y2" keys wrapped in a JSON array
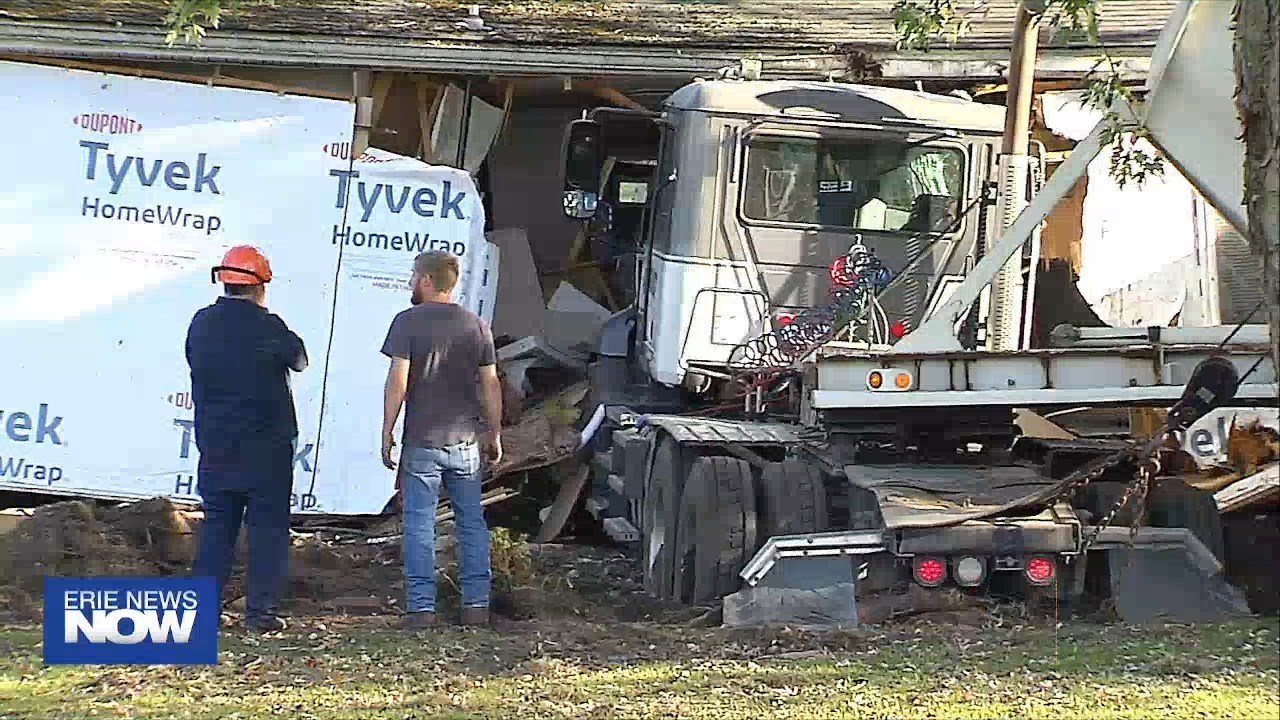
[{"x1": 741, "y1": 136, "x2": 965, "y2": 233}]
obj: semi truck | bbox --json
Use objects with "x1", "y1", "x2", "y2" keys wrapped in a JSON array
[{"x1": 559, "y1": 0, "x2": 1276, "y2": 623}]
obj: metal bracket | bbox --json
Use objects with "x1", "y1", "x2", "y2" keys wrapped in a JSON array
[
  {"x1": 718, "y1": 443, "x2": 771, "y2": 469},
  {"x1": 740, "y1": 530, "x2": 886, "y2": 587}
]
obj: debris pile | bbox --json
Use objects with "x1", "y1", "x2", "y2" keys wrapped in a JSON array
[
  {"x1": 0, "y1": 499, "x2": 195, "y2": 621},
  {"x1": 482, "y1": 228, "x2": 616, "y2": 541},
  {"x1": 0, "y1": 499, "x2": 192, "y2": 592},
  {"x1": 1179, "y1": 420, "x2": 1280, "y2": 511},
  {"x1": 1169, "y1": 419, "x2": 1280, "y2": 616}
]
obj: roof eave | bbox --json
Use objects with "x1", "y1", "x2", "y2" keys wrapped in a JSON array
[{"x1": 0, "y1": 20, "x2": 1151, "y2": 81}]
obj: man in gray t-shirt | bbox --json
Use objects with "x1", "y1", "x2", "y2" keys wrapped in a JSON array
[{"x1": 380, "y1": 250, "x2": 503, "y2": 630}]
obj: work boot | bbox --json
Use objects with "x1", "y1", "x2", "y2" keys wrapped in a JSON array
[
  {"x1": 245, "y1": 614, "x2": 287, "y2": 633},
  {"x1": 402, "y1": 611, "x2": 437, "y2": 631},
  {"x1": 460, "y1": 607, "x2": 490, "y2": 627}
]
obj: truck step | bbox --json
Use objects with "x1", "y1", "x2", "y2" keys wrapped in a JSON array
[
  {"x1": 592, "y1": 450, "x2": 613, "y2": 477},
  {"x1": 610, "y1": 428, "x2": 641, "y2": 474},
  {"x1": 602, "y1": 517, "x2": 640, "y2": 544}
]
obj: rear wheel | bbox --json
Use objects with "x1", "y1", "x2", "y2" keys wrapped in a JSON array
[
  {"x1": 674, "y1": 456, "x2": 758, "y2": 604},
  {"x1": 758, "y1": 460, "x2": 830, "y2": 539}
]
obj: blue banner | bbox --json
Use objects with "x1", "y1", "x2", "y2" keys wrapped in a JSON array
[{"x1": 43, "y1": 576, "x2": 219, "y2": 665}]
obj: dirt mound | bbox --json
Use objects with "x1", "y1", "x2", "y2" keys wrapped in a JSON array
[
  {"x1": 294, "y1": 526, "x2": 540, "y2": 618},
  {"x1": 0, "y1": 497, "x2": 660, "y2": 625},
  {"x1": 0, "y1": 499, "x2": 552, "y2": 617},
  {"x1": 0, "y1": 498, "x2": 198, "y2": 621},
  {"x1": 98, "y1": 497, "x2": 198, "y2": 567},
  {"x1": 0, "y1": 500, "x2": 161, "y2": 594}
]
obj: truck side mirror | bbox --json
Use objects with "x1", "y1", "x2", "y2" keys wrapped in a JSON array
[{"x1": 562, "y1": 119, "x2": 602, "y2": 220}]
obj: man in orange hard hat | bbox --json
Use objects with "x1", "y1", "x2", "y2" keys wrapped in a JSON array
[{"x1": 186, "y1": 245, "x2": 308, "y2": 632}]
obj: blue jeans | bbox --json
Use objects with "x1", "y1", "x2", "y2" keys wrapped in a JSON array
[
  {"x1": 193, "y1": 449, "x2": 292, "y2": 624},
  {"x1": 401, "y1": 442, "x2": 490, "y2": 613}
]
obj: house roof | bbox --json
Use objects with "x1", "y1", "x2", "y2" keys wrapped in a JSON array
[{"x1": 0, "y1": 0, "x2": 1179, "y2": 52}]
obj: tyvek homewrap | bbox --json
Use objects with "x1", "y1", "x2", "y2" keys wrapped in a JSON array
[{"x1": 0, "y1": 60, "x2": 497, "y2": 514}]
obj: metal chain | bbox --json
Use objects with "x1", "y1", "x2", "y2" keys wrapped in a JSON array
[
  {"x1": 1129, "y1": 462, "x2": 1153, "y2": 546},
  {"x1": 1078, "y1": 454, "x2": 1157, "y2": 552},
  {"x1": 1040, "y1": 425, "x2": 1169, "y2": 554}
]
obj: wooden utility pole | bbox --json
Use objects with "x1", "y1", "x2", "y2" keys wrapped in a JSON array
[
  {"x1": 1233, "y1": 0, "x2": 1280, "y2": 373},
  {"x1": 987, "y1": 1, "x2": 1041, "y2": 350}
]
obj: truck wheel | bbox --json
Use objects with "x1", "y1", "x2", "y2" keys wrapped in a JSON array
[
  {"x1": 674, "y1": 456, "x2": 757, "y2": 604},
  {"x1": 758, "y1": 460, "x2": 829, "y2": 538},
  {"x1": 642, "y1": 434, "x2": 685, "y2": 599}
]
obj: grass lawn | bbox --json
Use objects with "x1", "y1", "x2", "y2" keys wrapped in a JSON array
[{"x1": 1, "y1": 616, "x2": 1277, "y2": 719}]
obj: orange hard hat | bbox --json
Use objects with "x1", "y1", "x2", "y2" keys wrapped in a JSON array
[{"x1": 211, "y1": 245, "x2": 273, "y2": 285}]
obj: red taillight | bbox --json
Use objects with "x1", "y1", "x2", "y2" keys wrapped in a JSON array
[
  {"x1": 913, "y1": 557, "x2": 947, "y2": 587},
  {"x1": 890, "y1": 321, "x2": 907, "y2": 339},
  {"x1": 1025, "y1": 556, "x2": 1056, "y2": 585},
  {"x1": 776, "y1": 314, "x2": 795, "y2": 327}
]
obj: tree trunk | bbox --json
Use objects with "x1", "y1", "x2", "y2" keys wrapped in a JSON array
[{"x1": 1234, "y1": 0, "x2": 1280, "y2": 377}]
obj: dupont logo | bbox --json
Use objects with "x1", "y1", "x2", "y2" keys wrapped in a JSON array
[
  {"x1": 322, "y1": 142, "x2": 393, "y2": 163},
  {"x1": 73, "y1": 113, "x2": 144, "y2": 135},
  {"x1": 166, "y1": 391, "x2": 194, "y2": 411},
  {"x1": 322, "y1": 141, "x2": 353, "y2": 160}
]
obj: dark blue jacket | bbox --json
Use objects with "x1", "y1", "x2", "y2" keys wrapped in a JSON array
[{"x1": 185, "y1": 297, "x2": 307, "y2": 469}]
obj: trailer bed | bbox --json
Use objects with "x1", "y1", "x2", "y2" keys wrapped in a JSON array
[{"x1": 844, "y1": 463, "x2": 1071, "y2": 529}]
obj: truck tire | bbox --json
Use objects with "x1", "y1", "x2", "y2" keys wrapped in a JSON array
[
  {"x1": 758, "y1": 460, "x2": 829, "y2": 538},
  {"x1": 674, "y1": 456, "x2": 758, "y2": 604},
  {"x1": 642, "y1": 434, "x2": 686, "y2": 599}
]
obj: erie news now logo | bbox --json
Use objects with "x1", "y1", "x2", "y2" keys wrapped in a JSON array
[{"x1": 43, "y1": 576, "x2": 219, "y2": 665}]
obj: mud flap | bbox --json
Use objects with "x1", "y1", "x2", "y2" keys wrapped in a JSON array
[
  {"x1": 722, "y1": 583, "x2": 859, "y2": 628},
  {"x1": 1108, "y1": 546, "x2": 1252, "y2": 624}
]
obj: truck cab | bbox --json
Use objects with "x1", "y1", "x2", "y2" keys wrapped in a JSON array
[{"x1": 563, "y1": 79, "x2": 1017, "y2": 396}]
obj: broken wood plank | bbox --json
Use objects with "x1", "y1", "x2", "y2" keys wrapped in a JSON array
[
  {"x1": 534, "y1": 463, "x2": 590, "y2": 543},
  {"x1": 370, "y1": 72, "x2": 395, "y2": 128},
  {"x1": 435, "y1": 489, "x2": 520, "y2": 524},
  {"x1": 416, "y1": 78, "x2": 444, "y2": 162},
  {"x1": 492, "y1": 412, "x2": 581, "y2": 477},
  {"x1": 1182, "y1": 471, "x2": 1245, "y2": 493},
  {"x1": 580, "y1": 80, "x2": 647, "y2": 111},
  {"x1": 1215, "y1": 463, "x2": 1280, "y2": 513}
]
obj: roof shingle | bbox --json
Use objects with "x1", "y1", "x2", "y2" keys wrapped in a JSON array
[{"x1": 0, "y1": 0, "x2": 1179, "y2": 52}]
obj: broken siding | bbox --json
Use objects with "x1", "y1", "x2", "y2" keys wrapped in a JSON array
[{"x1": 2, "y1": 0, "x2": 1178, "y2": 51}]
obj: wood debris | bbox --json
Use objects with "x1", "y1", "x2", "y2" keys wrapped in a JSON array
[{"x1": 1170, "y1": 419, "x2": 1280, "y2": 512}]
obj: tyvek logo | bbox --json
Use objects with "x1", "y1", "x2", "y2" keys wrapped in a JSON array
[
  {"x1": 1, "y1": 403, "x2": 64, "y2": 445},
  {"x1": 74, "y1": 113, "x2": 143, "y2": 135}
]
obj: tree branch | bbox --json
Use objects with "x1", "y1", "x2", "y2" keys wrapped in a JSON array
[
  {"x1": 892, "y1": 0, "x2": 1165, "y2": 187},
  {"x1": 163, "y1": 0, "x2": 236, "y2": 46}
]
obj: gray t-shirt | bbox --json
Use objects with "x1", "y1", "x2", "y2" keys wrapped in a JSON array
[{"x1": 380, "y1": 302, "x2": 497, "y2": 449}]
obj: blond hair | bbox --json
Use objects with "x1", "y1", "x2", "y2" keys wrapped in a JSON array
[{"x1": 413, "y1": 251, "x2": 460, "y2": 293}]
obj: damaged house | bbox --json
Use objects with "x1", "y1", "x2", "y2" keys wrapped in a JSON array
[{"x1": 0, "y1": 0, "x2": 1183, "y2": 331}]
